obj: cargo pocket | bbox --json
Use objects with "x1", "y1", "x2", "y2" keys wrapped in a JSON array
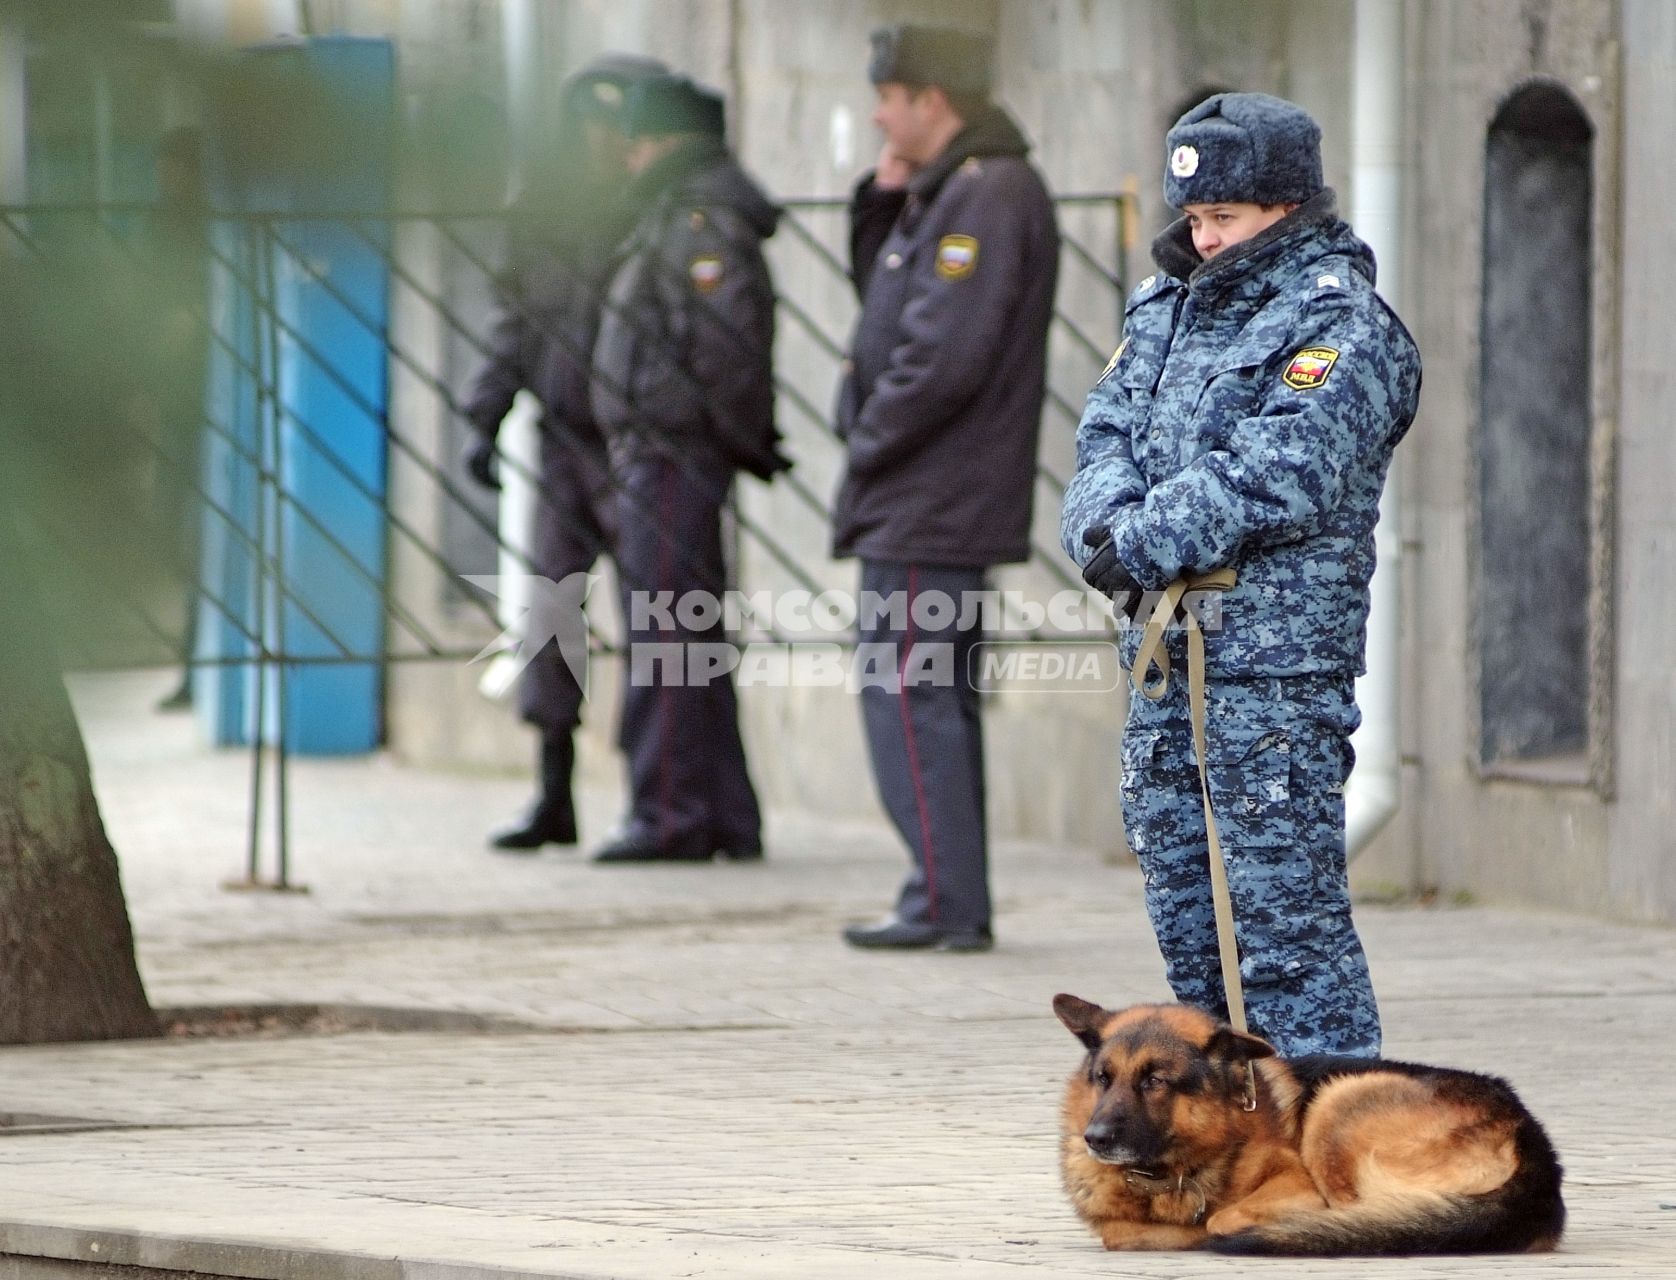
[
  {"x1": 1117, "y1": 357, "x2": 1161, "y2": 407},
  {"x1": 1205, "y1": 730, "x2": 1294, "y2": 850},
  {"x1": 1117, "y1": 729, "x2": 1166, "y2": 855},
  {"x1": 1205, "y1": 730, "x2": 1316, "y2": 985}
]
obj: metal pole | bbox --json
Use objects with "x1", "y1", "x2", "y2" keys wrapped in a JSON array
[
  {"x1": 228, "y1": 217, "x2": 306, "y2": 894},
  {"x1": 239, "y1": 220, "x2": 270, "y2": 889},
  {"x1": 265, "y1": 221, "x2": 296, "y2": 891},
  {"x1": 1346, "y1": 0, "x2": 1407, "y2": 861}
]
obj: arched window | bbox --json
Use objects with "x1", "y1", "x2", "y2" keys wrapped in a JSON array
[{"x1": 1477, "y1": 83, "x2": 1594, "y2": 767}]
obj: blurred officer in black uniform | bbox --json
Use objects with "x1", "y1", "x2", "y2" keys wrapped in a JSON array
[
  {"x1": 589, "y1": 74, "x2": 788, "y2": 863},
  {"x1": 462, "y1": 54, "x2": 668, "y2": 851},
  {"x1": 834, "y1": 26, "x2": 1059, "y2": 951}
]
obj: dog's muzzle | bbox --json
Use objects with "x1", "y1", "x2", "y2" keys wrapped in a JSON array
[{"x1": 1081, "y1": 1130, "x2": 1146, "y2": 1168}]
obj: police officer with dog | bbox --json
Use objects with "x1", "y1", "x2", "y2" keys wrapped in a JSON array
[
  {"x1": 462, "y1": 54, "x2": 668, "y2": 852},
  {"x1": 834, "y1": 26, "x2": 1059, "y2": 952},
  {"x1": 1062, "y1": 93, "x2": 1422, "y2": 1056},
  {"x1": 589, "y1": 74, "x2": 788, "y2": 864}
]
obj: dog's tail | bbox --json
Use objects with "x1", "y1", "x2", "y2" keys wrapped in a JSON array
[
  {"x1": 1210, "y1": 1096, "x2": 1565, "y2": 1257},
  {"x1": 1211, "y1": 1136, "x2": 1564, "y2": 1256},
  {"x1": 1206, "y1": 1191, "x2": 1550, "y2": 1256}
]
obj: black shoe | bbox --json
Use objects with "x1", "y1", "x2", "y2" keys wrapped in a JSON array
[
  {"x1": 489, "y1": 804, "x2": 578, "y2": 852},
  {"x1": 591, "y1": 834, "x2": 715, "y2": 864},
  {"x1": 934, "y1": 927, "x2": 995, "y2": 953},
  {"x1": 841, "y1": 917, "x2": 994, "y2": 952},
  {"x1": 490, "y1": 733, "x2": 579, "y2": 852},
  {"x1": 715, "y1": 839, "x2": 764, "y2": 862}
]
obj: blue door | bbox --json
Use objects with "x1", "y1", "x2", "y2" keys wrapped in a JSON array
[{"x1": 200, "y1": 36, "x2": 394, "y2": 754}]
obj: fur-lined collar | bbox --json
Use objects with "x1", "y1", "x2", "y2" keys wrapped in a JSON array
[{"x1": 1148, "y1": 189, "x2": 1367, "y2": 298}]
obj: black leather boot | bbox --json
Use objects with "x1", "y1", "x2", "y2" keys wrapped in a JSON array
[{"x1": 490, "y1": 733, "x2": 579, "y2": 851}]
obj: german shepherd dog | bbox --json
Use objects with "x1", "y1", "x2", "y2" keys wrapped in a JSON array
[{"x1": 1053, "y1": 997, "x2": 1565, "y2": 1255}]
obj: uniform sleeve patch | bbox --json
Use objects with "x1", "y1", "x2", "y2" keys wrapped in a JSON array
[
  {"x1": 689, "y1": 254, "x2": 725, "y2": 294},
  {"x1": 1281, "y1": 346, "x2": 1340, "y2": 390},
  {"x1": 935, "y1": 234, "x2": 979, "y2": 281},
  {"x1": 1099, "y1": 336, "x2": 1129, "y2": 381}
]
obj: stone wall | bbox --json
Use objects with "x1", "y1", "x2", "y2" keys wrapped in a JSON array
[{"x1": 1355, "y1": 0, "x2": 1649, "y2": 917}]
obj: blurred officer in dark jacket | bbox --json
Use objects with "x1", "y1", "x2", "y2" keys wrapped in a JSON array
[
  {"x1": 589, "y1": 74, "x2": 788, "y2": 863},
  {"x1": 462, "y1": 54, "x2": 667, "y2": 852},
  {"x1": 835, "y1": 26, "x2": 1059, "y2": 951}
]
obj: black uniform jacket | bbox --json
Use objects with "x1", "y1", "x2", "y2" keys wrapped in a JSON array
[
  {"x1": 591, "y1": 139, "x2": 788, "y2": 481},
  {"x1": 462, "y1": 178, "x2": 629, "y2": 465},
  {"x1": 832, "y1": 106, "x2": 1059, "y2": 567}
]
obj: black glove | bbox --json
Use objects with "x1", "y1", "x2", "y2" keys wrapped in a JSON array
[
  {"x1": 1081, "y1": 526, "x2": 1144, "y2": 622},
  {"x1": 463, "y1": 435, "x2": 501, "y2": 491}
]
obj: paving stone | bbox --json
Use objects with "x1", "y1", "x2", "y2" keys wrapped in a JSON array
[{"x1": 0, "y1": 672, "x2": 1670, "y2": 1278}]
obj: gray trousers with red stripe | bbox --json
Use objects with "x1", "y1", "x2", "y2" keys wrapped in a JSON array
[{"x1": 857, "y1": 559, "x2": 991, "y2": 931}]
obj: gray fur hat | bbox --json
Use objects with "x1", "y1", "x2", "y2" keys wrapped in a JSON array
[
  {"x1": 1162, "y1": 92, "x2": 1323, "y2": 209},
  {"x1": 563, "y1": 54, "x2": 670, "y2": 124},
  {"x1": 867, "y1": 24, "x2": 992, "y2": 96},
  {"x1": 622, "y1": 74, "x2": 726, "y2": 139}
]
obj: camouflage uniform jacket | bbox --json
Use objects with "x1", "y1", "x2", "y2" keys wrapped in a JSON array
[{"x1": 1060, "y1": 190, "x2": 1421, "y2": 678}]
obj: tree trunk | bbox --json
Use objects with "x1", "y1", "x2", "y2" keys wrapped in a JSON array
[{"x1": 0, "y1": 524, "x2": 157, "y2": 1045}]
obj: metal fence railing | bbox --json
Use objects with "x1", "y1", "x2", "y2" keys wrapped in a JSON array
[{"x1": 0, "y1": 190, "x2": 1136, "y2": 888}]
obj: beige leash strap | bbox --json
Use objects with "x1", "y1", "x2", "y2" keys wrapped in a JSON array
[{"x1": 1129, "y1": 569, "x2": 1248, "y2": 1039}]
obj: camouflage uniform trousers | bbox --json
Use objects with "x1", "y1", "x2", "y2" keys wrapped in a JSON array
[{"x1": 1118, "y1": 666, "x2": 1380, "y2": 1057}]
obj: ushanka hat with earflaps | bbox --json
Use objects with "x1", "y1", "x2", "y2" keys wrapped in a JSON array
[
  {"x1": 1163, "y1": 92, "x2": 1324, "y2": 209},
  {"x1": 562, "y1": 54, "x2": 670, "y2": 124},
  {"x1": 622, "y1": 74, "x2": 727, "y2": 139},
  {"x1": 867, "y1": 24, "x2": 993, "y2": 96}
]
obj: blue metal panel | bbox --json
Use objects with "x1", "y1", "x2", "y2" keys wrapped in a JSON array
[
  {"x1": 199, "y1": 37, "x2": 394, "y2": 754},
  {"x1": 196, "y1": 217, "x2": 262, "y2": 745}
]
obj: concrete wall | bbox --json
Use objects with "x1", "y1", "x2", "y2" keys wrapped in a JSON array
[
  {"x1": 1349, "y1": 0, "x2": 1647, "y2": 916},
  {"x1": 1606, "y1": 0, "x2": 1676, "y2": 921}
]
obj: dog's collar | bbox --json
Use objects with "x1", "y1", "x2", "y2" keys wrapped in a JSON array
[{"x1": 1123, "y1": 1169, "x2": 1207, "y2": 1226}]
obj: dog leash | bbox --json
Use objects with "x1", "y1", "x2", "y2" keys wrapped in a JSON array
[{"x1": 1129, "y1": 569, "x2": 1257, "y2": 1109}]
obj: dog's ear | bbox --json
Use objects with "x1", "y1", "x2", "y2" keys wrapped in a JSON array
[
  {"x1": 1205, "y1": 1024, "x2": 1277, "y2": 1064},
  {"x1": 1052, "y1": 993, "x2": 1109, "y2": 1053}
]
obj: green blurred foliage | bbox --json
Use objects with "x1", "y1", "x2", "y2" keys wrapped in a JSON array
[{"x1": 0, "y1": 1, "x2": 541, "y2": 668}]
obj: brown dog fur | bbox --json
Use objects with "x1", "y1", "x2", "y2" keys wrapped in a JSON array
[{"x1": 1053, "y1": 997, "x2": 1565, "y2": 1255}]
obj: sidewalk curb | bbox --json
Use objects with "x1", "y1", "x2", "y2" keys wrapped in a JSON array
[{"x1": 0, "y1": 1221, "x2": 591, "y2": 1280}]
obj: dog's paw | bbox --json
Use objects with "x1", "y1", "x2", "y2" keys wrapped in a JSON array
[{"x1": 1206, "y1": 1207, "x2": 1259, "y2": 1236}]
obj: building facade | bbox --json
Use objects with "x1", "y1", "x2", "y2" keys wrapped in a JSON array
[{"x1": 6, "y1": 0, "x2": 1668, "y2": 922}]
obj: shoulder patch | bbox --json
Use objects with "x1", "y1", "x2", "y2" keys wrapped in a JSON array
[
  {"x1": 1099, "y1": 336, "x2": 1130, "y2": 381},
  {"x1": 689, "y1": 254, "x2": 725, "y2": 294},
  {"x1": 1282, "y1": 346, "x2": 1340, "y2": 391},
  {"x1": 1125, "y1": 271, "x2": 1179, "y2": 315},
  {"x1": 936, "y1": 234, "x2": 979, "y2": 281},
  {"x1": 1316, "y1": 274, "x2": 1341, "y2": 289}
]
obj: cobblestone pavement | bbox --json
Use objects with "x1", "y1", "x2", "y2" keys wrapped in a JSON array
[{"x1": 1, "y1": 672, "x2": 1674, "y2": 1279}]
